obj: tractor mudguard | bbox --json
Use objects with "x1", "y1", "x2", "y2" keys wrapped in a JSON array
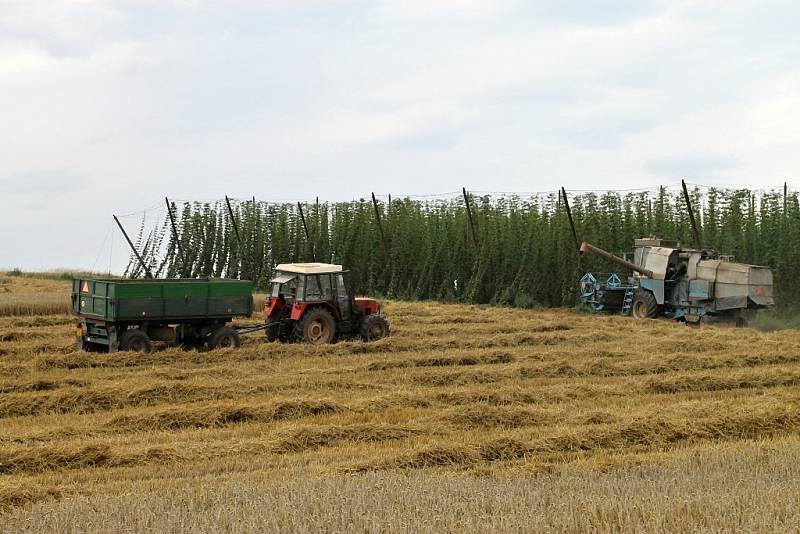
[
  {"x1": 264, "y1": 297, "x2": 283, "y2": 318},
  {"x1": 354, "y1": 298, "x2": 379, "y2": 315},
  {"x1": 290, "y1": 302, "x2": 308, "y2": 321},
  {"x1": 290, "y1": 302, "x2": 341, "y2": 321}
]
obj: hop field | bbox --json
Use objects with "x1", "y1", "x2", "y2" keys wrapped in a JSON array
[{"x1": 1, "y1": 289, "x2": 800, "y2": 532}]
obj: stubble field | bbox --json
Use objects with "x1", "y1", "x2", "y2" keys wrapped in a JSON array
[{"x1": 1, "y1": 274, "x2": 799, "y2": 532}]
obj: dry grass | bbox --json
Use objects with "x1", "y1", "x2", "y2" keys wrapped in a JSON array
[
  {"x1": 1, "y1": 296, "x2": 800, "y2": 531},
  {"x1": 252, "y1": 293, "x2": 267, "y2": 313},
  {"x1": 2, "y1": 440, "x2": 800, "y2": 533},
  {"x1": 0, "y1": 294, "x2": 71, "y2": 317},
  {"x1": 0, "y1": 276, "x2": 72, "y2": 317}
]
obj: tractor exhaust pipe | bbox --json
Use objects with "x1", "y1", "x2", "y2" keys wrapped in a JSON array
[{"x1": 579, "y1": 241, "x2": 653, "y2": 278}]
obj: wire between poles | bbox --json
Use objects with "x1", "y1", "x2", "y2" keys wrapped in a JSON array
[
  {"x1": 123, "y1": 182, "x2": 796, "y2": 219},
  {"x1": 90, "y1": 221, "x2": 113, "y2": 273}
]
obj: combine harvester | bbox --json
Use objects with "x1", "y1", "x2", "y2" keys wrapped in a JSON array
[
  {"x1": 577, "y1": 238, "x2": 773, "y2": 326},
  {"x1": 565, "y1": 181, "x2": 774, "y2": 326}
]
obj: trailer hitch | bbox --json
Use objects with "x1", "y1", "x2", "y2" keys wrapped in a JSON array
[{"x1": 233, "y1": 321, "x2": 280, "y2": 335}]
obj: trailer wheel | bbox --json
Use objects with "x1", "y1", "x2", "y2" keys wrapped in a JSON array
[
  {"x1": 360, "y1": 314, "x2": 389, "y2": 341},
  {"x1": 209, "y1": 326, "x2": 241, "y2": 349},
  {"x1": 296, "y1": 308, "x2": 336, "y2": 344},
  {"x1": 631, "y1": 290, "x2": 658, "y2": 319},
  {"x1": 119, "y1": 330, "x2": 153, "y2": 353}
]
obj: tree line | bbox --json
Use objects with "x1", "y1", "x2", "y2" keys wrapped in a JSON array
[{"x1": 125, "y1": 186, "x2": 799, "y2": 309}]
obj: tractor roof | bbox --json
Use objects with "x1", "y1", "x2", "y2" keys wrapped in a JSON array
[{"x1": 275, "y1": 263, "x2": 343, "y2": 275}]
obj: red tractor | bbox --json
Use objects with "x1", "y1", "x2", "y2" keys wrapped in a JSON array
[{"x1": 263, "y1": 263, "x2": 389, "y2": 344}]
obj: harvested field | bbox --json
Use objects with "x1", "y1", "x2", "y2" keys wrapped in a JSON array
[
  {"x1": 1, "y1": 287, "x2": 800, "y2": 531},
  {"x1": 5, "y1": 440, "x2": 798, "y2": 533}
]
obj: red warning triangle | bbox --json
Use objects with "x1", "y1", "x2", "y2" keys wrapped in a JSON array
[{"x1": 81, "y1": 281, "x2": 90, "y2": 293}]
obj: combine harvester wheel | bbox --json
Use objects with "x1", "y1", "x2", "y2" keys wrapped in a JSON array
[{"x1": 631, "y1": 290, "x2": 658, "y2": 319}]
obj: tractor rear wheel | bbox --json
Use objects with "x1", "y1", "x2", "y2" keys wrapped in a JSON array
[
  {"x1": 265, "y1": 324, "x2": 280, "y2": 342},
  {"x1": 360, "y1": 314, "x2": 389, "y2": 341},
  {"x1": 119, "y1": 329, "x2": 153, "y2": 353},
  {"x1": 631, "y1": 290, "x2": 658, "y2": 319},
  {"x1": 296, "y1": 308, "x2": 336, "y2": 344},
  {"x1": 209, "y1": 326, "x2": 241, "y2": 349}
]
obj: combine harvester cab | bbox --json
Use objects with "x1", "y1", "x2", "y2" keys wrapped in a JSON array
[{"x1": 579, "y1": 238, "x2": 774, "y2": 326}]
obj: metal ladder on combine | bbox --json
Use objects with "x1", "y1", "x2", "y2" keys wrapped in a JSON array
[{"x1": 621, "y1": 287, "x2": 635, "y2": 316}]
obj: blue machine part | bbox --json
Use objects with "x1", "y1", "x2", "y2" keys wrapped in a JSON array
[
  {"x1": 579, "y1": 272, "x2": 606, "y2": 311},
  {"x1": 579, "y1": 272, "x2": 637, "y2": 314},
  {"x1": 639, "y1": 278, "x2": 665, "y2": 304},
  {"x1": 688, "y1": 279, "x2": 712, "y2": 300}
]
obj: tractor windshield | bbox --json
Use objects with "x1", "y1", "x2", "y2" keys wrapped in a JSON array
[
  {"x1": 271, "y1": 272, "x2": 299, "y2": 299},
  {"x1": 304, "y1": 273, "x2": 334, "y2": 301}
]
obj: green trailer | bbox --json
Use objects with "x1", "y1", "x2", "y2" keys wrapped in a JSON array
[{"x1": 72, "y1": 278, "x2": 253, "y2": 353}]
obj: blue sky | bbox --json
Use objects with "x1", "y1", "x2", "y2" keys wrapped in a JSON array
[{"x1": 1, "y1": 0, "x2": 798, "y2": 270}]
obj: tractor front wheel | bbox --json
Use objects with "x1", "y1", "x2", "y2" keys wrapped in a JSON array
[
  {"x1": 360, "y1": 314, "x2": 389, "y2": 341},
  {"x1": 296, "y1": 308, "x2": 336, "y2": 345},
  {"x1": 631, "y1": 290, "x2": 658, "y2": 319}
]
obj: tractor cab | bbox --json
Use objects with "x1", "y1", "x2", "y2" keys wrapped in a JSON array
[
  {"x1": 266, "y1": 263, "x2": 352, "y2": 317},
  {"x1": 263, "y1": 263, "x2": 387, "y2": 344}
]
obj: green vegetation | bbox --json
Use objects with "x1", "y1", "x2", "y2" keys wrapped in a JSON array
[
  {"x1": 129, "y1": 187, "x2": 797, "y2": 308},
  {"x1": 748, "y1": 310, "x2": 800, "y2": 332}
]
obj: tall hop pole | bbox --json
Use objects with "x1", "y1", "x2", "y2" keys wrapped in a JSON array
[
  {"x1": 113, "y1": 215, "x2": 153, "y2": 278},
  {"x1": 462, "y1": 187, "x2": 479, "y2": 249}
]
